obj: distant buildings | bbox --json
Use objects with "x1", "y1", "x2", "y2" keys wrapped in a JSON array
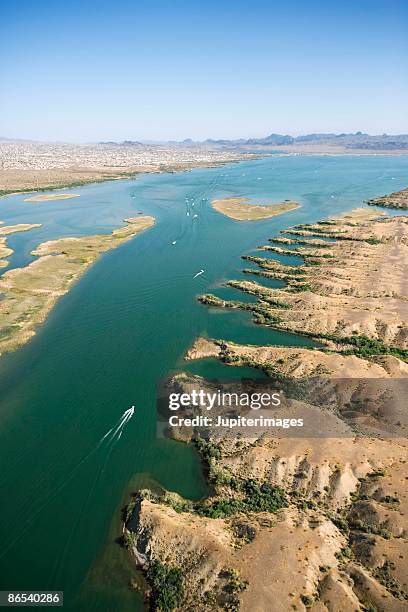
[{"x1": 0, "y1": 141, "x2": 248, "y2": 171}]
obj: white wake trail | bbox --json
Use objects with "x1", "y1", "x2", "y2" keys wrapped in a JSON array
[
  {"x1": 99, "y1": 406, "x2": 135, "y2": 446},
  {"x1": 106, "y1": 407, "x2": 135, "y2": 445}
]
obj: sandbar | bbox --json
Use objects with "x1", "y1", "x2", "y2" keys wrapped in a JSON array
[
  {"x1": 24, "y1": 193, "x2": 81, "y2": 202},
  {"x1": 0, "y1": 223, "x2": 42, "y2": 235}
]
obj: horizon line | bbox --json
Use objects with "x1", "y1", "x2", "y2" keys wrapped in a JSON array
[{"x1": 2, "y1": 130, "x2": 408, "y2": 146}]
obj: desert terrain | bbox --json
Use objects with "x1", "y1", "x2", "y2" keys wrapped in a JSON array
[{"x1": 124, "y1": 208, "x2": 408, "y2": 611}]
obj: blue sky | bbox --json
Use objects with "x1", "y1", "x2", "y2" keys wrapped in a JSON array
[{"x1": 1, "y1": 0, "x2": 407, "y2": 141}]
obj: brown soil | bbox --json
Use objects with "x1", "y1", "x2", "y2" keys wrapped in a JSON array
[{"x1": 125, "y1": 208, "x2": 408, "y2": 611}]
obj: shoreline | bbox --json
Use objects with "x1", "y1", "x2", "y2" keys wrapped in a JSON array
[
  {"x1": 0, "y1": 222, "x2": 42, "y2": 268},
  {"x1": 2, "y1": 149, "x2": 408, "y2": 199},
  {"x1": 197, "y1": 208, "x2": 408, "y2": 361},
  {"x1": 123, "y1": 206, "x2": 408, "y2": 611},
  {"x1": 0, "y1": 157, "x2": 260, "y2": 198},
  {"x1": 367, "y1": 186, "x2": 408, "y2": 210},
  {"x1": 0, "y1": 216, "x2": 155, "y2": 357}
]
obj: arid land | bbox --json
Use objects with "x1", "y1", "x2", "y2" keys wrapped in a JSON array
[
  {"x1": 0, "y1": 216, "x2": 154, "y2": 356},
  {"x1": 211, "y1": 197, "x2": 300, "y2": 221},
  {"x1": 367, "y1": 188, "x2": 408, "y2": 211},
  {"x1": 199, "y1": 209, "x2": 408, "y2": 356},
  {"x1": 124, "y1": 208, "x2": 408, "y2": 611},
  {"x1": 0, "y1": 140, "x2": 256, "y2": 196}
]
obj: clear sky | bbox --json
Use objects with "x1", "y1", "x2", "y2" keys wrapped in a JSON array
[{"x1": 1, "y1": 0, "x2": 407, "y2": 142}]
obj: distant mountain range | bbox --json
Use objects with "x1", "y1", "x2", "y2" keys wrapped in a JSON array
[
  {"x1": 200, "y1": 132, "x2": 408, "y2": 150},
  {"x1": 100, "y1": 132, "x2": 408, "y2": 151},
  {"x1": 2, "y1": 133, "x2": 408, "y2": 151}
]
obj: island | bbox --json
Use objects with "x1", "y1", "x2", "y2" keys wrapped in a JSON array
[
  {"x1": 0, "y1": 216, "x2": 154, "y2": 356},
  {"x1": 211, "y1": 196, "x2": 300, "y2": 221},
  {"x1": 367, "y1": 187, "x2": 408, "y2": 210},
  {"x1": 24, "y1": 193, "x2": 81, "y2": 202},
  {"x1": 123, "y1": 208, "x2": 408, "y2": 612}
]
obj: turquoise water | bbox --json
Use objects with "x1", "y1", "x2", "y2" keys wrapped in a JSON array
[{"x1": 0, "y1": 155, "x2": 407, "y2": 610}]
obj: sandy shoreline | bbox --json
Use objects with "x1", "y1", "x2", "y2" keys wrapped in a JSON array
[{"x1": 0, "y1": 216, "x2": 154, "y2": 356}]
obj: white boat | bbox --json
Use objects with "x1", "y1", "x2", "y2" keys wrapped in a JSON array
[
  {"x1": 172, "y1": 240, "x2": 177, "y2": 245},
  {"x1": 193, "y1": 269, "x2": 204, "y2": 278}
]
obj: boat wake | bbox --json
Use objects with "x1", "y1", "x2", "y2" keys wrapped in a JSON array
[
  {"x1": 0, "y1": 406, "x2": 136, "y2": 561},
  {"x1": 99, "y1": 406, "x2": 134, "y2": 446}
]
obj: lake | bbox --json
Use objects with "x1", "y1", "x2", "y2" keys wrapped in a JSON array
[{"x1": 0, "y1": 154, "x2": 407, "y2": 610}]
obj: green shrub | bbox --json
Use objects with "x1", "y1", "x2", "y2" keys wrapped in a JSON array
[
  {"x1": 194, "y1": 435, "x2": 222, "y2": 461},
  {"x1": 123, "y1": 531, "x2": 138, "y2": 549},
  {"x1": 195, "y1": 480, "x2": 287, "y2": 518},
  {"x1": 147, "y1": 561, "x2": 184, "y2": 611},
  {"x1": 301, "y1": 594, "x2": 315, "y2": 607},
  {"x1": 373, "y1": 561, "x2": 408, "y2": 600}
]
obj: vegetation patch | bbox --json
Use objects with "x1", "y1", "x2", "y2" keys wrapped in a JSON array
[
  {"x1": 147, "y1": 560, "x2": 185, "y2": 611},
  {"x1": 195, "y1": 480, "x2": 287, "y2": 518},
  {"x1": 373, "y1": 561, "x2": 408, "y2": 600}
]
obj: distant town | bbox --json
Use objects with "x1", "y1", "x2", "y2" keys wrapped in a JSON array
[
  {"x1": 1, "y1": 132, "x2": 407, "y2": 196},
  {"x1": 0, "y1": 139, "x2": 250, "y2": 171},
  {"x1": 0, "y1": 140, "x2": 253, "y2": 195}
]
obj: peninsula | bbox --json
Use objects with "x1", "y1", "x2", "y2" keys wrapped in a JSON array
[
  {"x1": 0, "y1": 216, "x2": 154, "y2": 356},
  {"x1": 124, "y1": 208, "x2": 408, "y2": 612},
  {"x1": 367, "y1": 187, "x2": 408, "y2": 210},
  {"x1": 211, "y1": 196, "x2": 300, "y2": 221}
]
